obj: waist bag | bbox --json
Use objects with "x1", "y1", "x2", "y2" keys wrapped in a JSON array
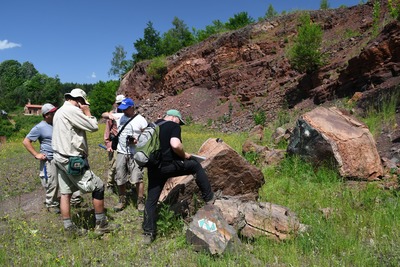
[{"x1": 68, "y1": 156, "x2": 87, "y2": 176}]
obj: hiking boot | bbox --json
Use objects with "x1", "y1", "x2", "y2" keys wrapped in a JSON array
[
  {"x1": 47, "y1": 206, "x2": 61, "y2": 214},
  {"x1": 64, "y1": 224, "x2": 87, "y2": 237},
  {"x1": 142, "y1": 233, "x2": 155, "y2": 245},
  {"x1": 113, "y1": 195, "x2": 126, "y2": 212},
  {"x1": 94, "y1": 219, "x2": 121, "y2": 236},
  {"x1": 137, "y1": 197, "x2": 145, "y2": 213}
]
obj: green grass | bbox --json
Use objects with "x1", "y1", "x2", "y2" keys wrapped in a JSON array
[
  {"x1": 361, "y1": 91, "x2": 399, "y2": 137},
  {"x1": 0, "y1": 103, "x2": 399, "y2": 265}
]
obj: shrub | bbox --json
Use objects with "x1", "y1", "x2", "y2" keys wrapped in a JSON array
[
  {"x1": 287, "y1": 12, "x2": 324, "y2": 73},
  {"x1": 372, "y1": 0, "x2": 381, "y2": 36},
  {"x1": 253, "y1": 109, "x2": 266, "y2": 126},
  {"x1": 388, "y1": 0, "x2": 400, "y2": 21},
  {"x1": 156, "y1": 203, "x2": 183, "y2": 237},
  {"x1": 0, "y1": 117, "x2": 14, "y2": 137},
  {"x1": 320, "y1": 0, "x2": 330, "y2": 10},
  {"x1": 146, "y1": 56, "x2": 168, "y2": 81}
]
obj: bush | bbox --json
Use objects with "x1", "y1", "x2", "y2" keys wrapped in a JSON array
[
  {"x1": 146, "y1": 56, "x2": 168, "y2": 81},
  {"x1": 0, "y1": 117, "x2": 14, "y2": 137},
  {"x1": 253, "y1": 109, "x2": 266, "y2": 126},
  {"x1": 287, "y1": 13, "x2": 324, "y2": 73},
  {"x1": 388, "y1": 0, "x2": 400, "y2": 21}
]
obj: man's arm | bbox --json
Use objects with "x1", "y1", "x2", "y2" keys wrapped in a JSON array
[
  {"x1": 170, "y1": 137, "x2": 191, "y2": 160},
  {"x1": 22, "y1": 138, "x2": 46, "y2": 160}
]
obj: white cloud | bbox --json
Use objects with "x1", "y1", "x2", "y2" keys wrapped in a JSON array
[
  {"x1": 91, "y1": 72, "x2": 96, "y2": 78},
  {"x1": 0, "y1": 40, "x2": 22, "y2": 50}
]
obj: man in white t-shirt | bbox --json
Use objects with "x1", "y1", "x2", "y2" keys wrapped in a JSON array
[{"x1": 113, "y1": 98, "x2": 148, "y2": 213}]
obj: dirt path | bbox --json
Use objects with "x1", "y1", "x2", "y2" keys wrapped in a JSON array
[{"x1": 0, "y1": 187, "x2": 45, "y2": 220}]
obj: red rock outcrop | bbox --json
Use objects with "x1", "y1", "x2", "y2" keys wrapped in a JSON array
[{"x1": 118, "y1": 2, "x2": 398, "y2": 134}]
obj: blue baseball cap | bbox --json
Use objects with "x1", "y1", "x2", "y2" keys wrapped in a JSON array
[{"x1": 118, "y1": 98, "x2": 134, "y2": 110}]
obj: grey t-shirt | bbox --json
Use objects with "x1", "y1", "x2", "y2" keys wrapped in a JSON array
[{"x1": 26, "y1": 120, "x2": 54, "y2": 160}]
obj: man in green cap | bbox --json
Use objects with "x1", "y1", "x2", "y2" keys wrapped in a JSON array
[{"x1": 142, "y1": 109, "x2": 215, "y2": 244}]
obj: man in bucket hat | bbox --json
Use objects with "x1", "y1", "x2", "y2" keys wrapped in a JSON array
[{"x1": 52, "y1": 88, "x2": 120, "y2": 237}]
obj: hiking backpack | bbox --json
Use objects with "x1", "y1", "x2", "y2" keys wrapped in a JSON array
[{"x1": 134, "y1": 120, "x2": 167, "y2": 168}]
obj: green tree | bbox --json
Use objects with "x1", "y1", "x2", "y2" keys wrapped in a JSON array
[
  {"x1": 0, "y1": 60, "x2": 35, "y2": 111},
  {"x1": 133, "y1": 21, "x2": 162, "y2": 63},
  {"x1": 87, "y1": 80, "x2": 120, "y2": 118},
  {"x1": 372, "y1": 0, "x2": 381, "y2": 36},
  {"x1": 320, "y1": 0, "x2": 330, "y2": 10},
  {"x1": 388, "y1": 0, "x2": 400, "y2": 21},
  {"x1": 193, "y1": 20, "x2": 226, "y2": 42},
  {"x1": 225, "y1": 12, "x2": 255, "y2": 30},
  {"x1": 109, "y1": 45, "x2": 132, "y2": 80},
  {"x1": 20, "y1": 62, "x2": 38, "y2": 80},
  {"x1": 288, "y1": 13, "x2": 324, "y2": 73},
  {"x1": 12, "y1": 74, "x2": 62, "y2": 107},
  {"x1": 265, "y1": 4, "x2": 278, "y2": 19},
  {"x1": 159, "y1": 17, "x2": 195, "y2": 56}
]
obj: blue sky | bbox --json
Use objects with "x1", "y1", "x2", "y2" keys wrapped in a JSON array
[{"x1": 1, "y1": 0, "x2": 360, "y2": 84}]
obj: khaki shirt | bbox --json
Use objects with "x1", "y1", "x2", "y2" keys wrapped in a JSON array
[{"x1": 52, "y1": 101, "x2": 98, "y2": 162}]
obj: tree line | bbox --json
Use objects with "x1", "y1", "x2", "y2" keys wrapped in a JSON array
[{"x1": 0, "y1": 60, "x2": 120, "y2": 119}]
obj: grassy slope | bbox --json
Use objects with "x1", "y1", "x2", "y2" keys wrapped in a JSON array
[{"x1": 1, "y1": 120, "x2": 400, "y2": 266}]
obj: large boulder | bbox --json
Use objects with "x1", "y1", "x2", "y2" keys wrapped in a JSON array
[
  {"x1": 214, "y1": 196, "x2": 306, "y2": 241},
  {"x1": 159, "y1": 138, "x2": 265, "y2": 206},
  {"x1": 186, "y1": 204, "x2": 241, "y2": 255},
  {"x1": 287, "y1": 106, "x2": 383, "y2": 180}
]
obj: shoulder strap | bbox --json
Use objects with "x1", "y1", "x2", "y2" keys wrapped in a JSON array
[
  {"x1": 117, "y1": 113, "x2": 138, "y2": 137},
  {"x1": 156, "y1": 120, "x2": 168, "y2": 127}
]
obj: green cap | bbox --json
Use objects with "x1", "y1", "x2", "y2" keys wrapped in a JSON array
[{"x1": 166, "y1": 109, "x2": 185, "y2": 125}]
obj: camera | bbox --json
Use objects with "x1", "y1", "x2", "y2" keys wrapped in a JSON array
[{"x1": 126, "y1": 135, "x2": 135, "y2": 144}]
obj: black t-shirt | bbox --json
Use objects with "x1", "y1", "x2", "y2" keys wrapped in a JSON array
[{"x1": 156, "y1": 119, "x2": 182, "y2": 162}]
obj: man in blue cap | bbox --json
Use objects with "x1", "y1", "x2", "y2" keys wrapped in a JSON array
[{"x1": 113, "y1": 98, "x2": 148, "y2": 212}]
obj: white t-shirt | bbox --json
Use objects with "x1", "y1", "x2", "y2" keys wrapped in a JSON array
[{"x1": 116, "y1": 114, "x2": 148, "y2": 154}]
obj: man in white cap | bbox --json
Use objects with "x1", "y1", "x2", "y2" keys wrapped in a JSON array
[
  {"x1": 52, "y1": 88, "x2": 119, "y2": 237},
  {"x1": 102, "y1": 94, "x2": 125, "y2": 193},
  {"x1": 23, "y1": 103, "x2": 60, "y2": 213}
]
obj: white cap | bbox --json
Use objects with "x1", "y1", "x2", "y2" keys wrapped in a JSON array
[
  {"x1": 41, "y1": 103, "x2": 57, "y2": 115},
  {"x1": 115, "y1": 94, "x2": 125, "y2": 104},
  {"x1": 64, "y1": 88, "x2": 90, "y2": 105}
]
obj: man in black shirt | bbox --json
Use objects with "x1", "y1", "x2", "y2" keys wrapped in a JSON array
[{"x1": 142, "y1": 109, "x2": 214, "y2": 244}]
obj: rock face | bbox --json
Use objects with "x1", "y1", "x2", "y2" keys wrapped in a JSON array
[
  {"x1": 287, "y1": 106, "x2": 383, "y2": 180},
  {"x1": 118, "y1": 2, "x2": 398, "y2": 135},
  {"x1": 159, "y1": 138, "x2": 265, "y2": 205}
]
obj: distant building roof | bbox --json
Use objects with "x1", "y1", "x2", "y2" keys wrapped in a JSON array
[{"x1": 25, "y1": 104, "x2": 43, "y2": 108}]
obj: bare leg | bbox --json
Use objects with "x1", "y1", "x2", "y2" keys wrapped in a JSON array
[
  {"x1": 93, "y1": 198, "x2": 104, "y2": 214},
  {"x1": 136, "y1": 182, "x2": 144, "y2": 199},
  {"x1": 60, "y1": 194, "x2": 72, "y2": 219}
]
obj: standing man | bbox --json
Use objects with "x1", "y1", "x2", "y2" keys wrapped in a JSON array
[
  {"x1": 52, "y1": 88, "x2": 119, "y2": 236},
  {"x1": 142, "y1": 109, "x2": 215, "y2": 244},
  {"x1": 23, "y1": 103, "x2": 60, "y2": 213},
  {"x1": 113, "y1": 98, "x2": 148, "y2": 213},
  {"x1": 103, "y1": 94, "x2": 125, "y2": 193}
]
